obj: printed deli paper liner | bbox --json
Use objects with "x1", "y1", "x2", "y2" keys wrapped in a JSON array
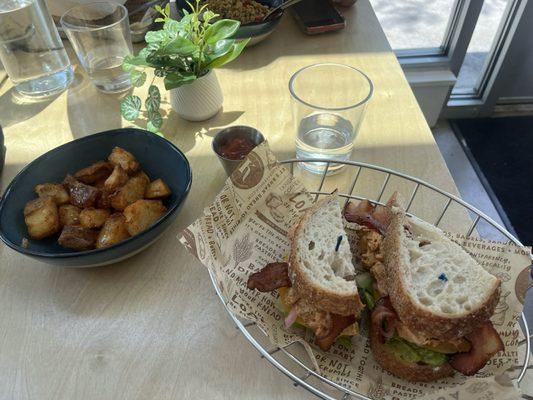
[{"x1": 179, "y1": 142, "x2": 532, "y2": 400}]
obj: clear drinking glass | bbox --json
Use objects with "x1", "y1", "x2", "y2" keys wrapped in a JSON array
[
  {"x1": 61, "y1": 2, "x2": 132, "y2": 93},
  {"x1": 289, "y1": 63, "x2": 373, "y2": 174},
  {"x1": 0, "y1": 0, "x2": 73, "y2": 98}
]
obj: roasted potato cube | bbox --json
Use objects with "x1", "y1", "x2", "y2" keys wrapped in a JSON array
[
  {"x1": 96, "y1": 213, "x2": 130, "y2": 249},
  {"x1": 123, "y1": 199, "x2": 167, "y2": 236},
  {"x1": 94, "y1": 178, "x2": 107, "y2": 189},
  {"x1": 63, "y1": 175, "x2": 99, "y2": 208},
  {"x1": 24, "y1": 197, "x2": 60, "y2": 239},
  {"x1": 109, "y1": 171, "x2": 149, "y2": 211},
  {"x1": 58, "y1": 225, "x2": 98, "y2": 251},
  {"x1": 97, "y1": 190, "x2": 111, "y2": 209},
  {"x1": 145, "y1": 179, "x2": 171, "y2": 199},
  {"x1": 59, "y1": 204, "x2": 81, "y2": 227},
  {"x1": 34, "y1": 183, "x2": 69, "y2": 205},
  {"x1": 79, "y1": 208, "x2": 110, "y2": 229},
  {"x1": 108, "y1": 147, "x2": 139, "y2": 175},
  {"x1": 104, "y1": 165, "x2": 129, "y2": 191},
  {"x1": 74, "y1": 161, "x2": 113, "y2": 184}
]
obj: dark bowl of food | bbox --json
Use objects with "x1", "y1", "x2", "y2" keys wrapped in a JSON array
[
  {"x1": 0, "y1": 128, "x2": 192, "y2": 268},
  {"x1": 177, "y1": 0, "x2": 284, "y2": 46}
]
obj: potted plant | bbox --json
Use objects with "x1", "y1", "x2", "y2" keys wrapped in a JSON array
[{"x1": 120, "y1": 1, "x2": 250, "y2": 128}]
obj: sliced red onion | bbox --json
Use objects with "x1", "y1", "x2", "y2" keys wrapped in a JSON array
[
  {"x1": 284, "y1": 307, "x2": 299, "y2": 328},
  {"x1": 380, "y1": 315, "x2": 396, "y2": 339},
  {"x1": 371, "y1": 301, "x2": 398, "y2": 342}
]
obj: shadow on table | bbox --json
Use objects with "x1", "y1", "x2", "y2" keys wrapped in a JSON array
[
  {"x1": 66, "y1": 71, "x2": 125, "y2": 139},
  {"x1": 0, "y1": 88, "x2": 62, "y2": 129},
  {"x1": 45, "y1": 220, "x2": 189, "y2": 317},
  {"x1": 162, "y1": 108, "x2": 245, "y2": 154}
]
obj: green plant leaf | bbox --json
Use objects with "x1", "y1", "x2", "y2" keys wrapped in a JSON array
[
  {"x1": 202, "y1": 10, "x2": 217, "y2": 24},
  {"x1": 205, "y1": 19, "x2": 241, "y2": 44},
  {"x1": 145, "y1": 30, "x2": 168, "y2": 43},
  {"x1": 148, "y1": 110, "x2": 163, "y2": 129},
  {"x1": 164, "y1": 72, "x2": 197, "y2": 90},
  {"x1": 203, "y1": 40, "x2": 232, "y2": 67},
  {"x1": 146, "y1": 42, "x2": 161, "y2": 52},
  {"x1": 145, "y1": 85, "x2": 161, "y2": 112},
  {"x1": 138, "y1": 47, "x2": 151, "y2": 59},
  {"x1": 122, "y1": 54, "x2": 148, "y2": 71},
  {"x1": 206, "y1": 38, "x2": 250, "y2": 69},
  {"x1": 205, "y1": 39, "x2": 233, "y2": 62},
  {"x1": 164, "y1": 19, "x2": 180, "y2": 34},
  {"x1": 130, "y1": 70, "x2": 147, "y2": 87},
  {"x1": 159, "y1": 36, "x2": 197, "y2": 56},
  {"x1": 145, "y1": 54, "x2": 168, "y2": 68},
  {"x1": 120, "y1": 95, "x2": 141, "y2": 121}
]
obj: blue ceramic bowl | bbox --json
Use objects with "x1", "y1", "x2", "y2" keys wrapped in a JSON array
[
  {"x1": 0, "y1": 128, "x2": 192, "y2": 268},
  {"x1": 176, "y1": 0, "x2": 283, "y2": 46}
]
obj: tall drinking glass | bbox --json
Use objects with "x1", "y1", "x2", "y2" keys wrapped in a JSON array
[
  {"x1": 289, "y1": 63, "x2": 373, "y2": 174},
  {"x1": 61, "y1": 2, "x2": 132, "y2": 93},
  {"x1": 0, "y1": 0, "x2": 73, "y2": 98}
]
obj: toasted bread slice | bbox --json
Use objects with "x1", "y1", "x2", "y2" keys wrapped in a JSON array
[
  {"x1": 369, "y1": 321, "x2": 454, "y2": 382},
  {"x1": 288, "y1": 194, "x2": 364, "y2": 317},
  {"x1": 383, "y1": 201, "x2": 501, "y2": 340}
]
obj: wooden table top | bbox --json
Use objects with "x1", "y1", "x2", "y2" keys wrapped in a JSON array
[{"x1": 3, "y1": 1, "x2": 522, "y2": 399}]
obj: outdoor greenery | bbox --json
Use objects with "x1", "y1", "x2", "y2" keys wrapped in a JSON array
[{"x1": 120, "y1": 1, "x2": 250, "y2": 133}]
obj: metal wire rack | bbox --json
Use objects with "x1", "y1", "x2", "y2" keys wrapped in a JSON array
[{"x1": 208, "y1": 158, "x2": 532, "y2": 400}]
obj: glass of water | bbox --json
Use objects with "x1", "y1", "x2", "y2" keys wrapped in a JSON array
[
  {"x1": 289, "y1": 63, "x2": 373, "y2": 174},
  {"x1": 61, "y1": 2, "x2": 132, "y2": 93},
  {"x1": 0, "y1": 0, "x2": 73, "y2": 98}
]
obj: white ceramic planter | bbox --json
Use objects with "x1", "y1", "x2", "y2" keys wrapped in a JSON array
[{"x1": 169, "y1": 70, "x2": 223, "y2": 122}]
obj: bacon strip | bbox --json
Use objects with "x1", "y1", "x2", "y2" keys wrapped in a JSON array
[
  {"x1": 247, "y1": 262, "x2": 291, "y2": 292},
  {"x1": 343, "y1": 200, "x2": 388, "y2": 234},
  {"x1": 315, "y1": 314, "x2": 356, "y2": 351},
  {"x1": 449, "y1": 321, "x2": 504, "y2": 376},
  {"x1": 371, "y1": 297, "x2": 398, "y2": 343}
]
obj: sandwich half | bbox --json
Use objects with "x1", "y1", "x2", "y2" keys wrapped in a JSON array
[
  {"x1": 247, "y1": 193, "x2": 365, "y2": 350},
  {"x1": 345, "y1": 194, "x2": 504, "y2": 381}
]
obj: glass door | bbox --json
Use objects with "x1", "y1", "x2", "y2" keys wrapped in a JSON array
[{"x1": 370, "y1": 0, "x2": 529, "y2": 116}]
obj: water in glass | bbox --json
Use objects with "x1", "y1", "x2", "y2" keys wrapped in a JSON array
[
  {"x1": 289, "y1": 63, "x2": 372, "y2": 174},
  {"x1": 0, "y1": 0, "x2": 73, "y2": 97},
  {"x1": 84, "y1": 49, "x2": 130, "y2": 92},
  {"x1": 296, "y1": 113, "x2": 355, "y2": 172},
  {"x1": 61, "y1": 3, "x2": 132, "y2": 93}
]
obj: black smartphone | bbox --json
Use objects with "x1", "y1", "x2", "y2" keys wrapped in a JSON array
[{"x1": 291, "y1": 0, "x2": 345, "y2": 35}]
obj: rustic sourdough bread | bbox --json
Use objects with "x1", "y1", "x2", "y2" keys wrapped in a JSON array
[
  {"x1": 383, "y1": 201, "x2": 501, "y2": 340},
  {"x1": 289, "y1": 194, "x2": 364, "y2": 317}
]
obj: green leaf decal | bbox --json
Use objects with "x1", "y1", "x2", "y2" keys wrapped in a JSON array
[{"x1": 120, "y1": 95, "x2": 141, "y2": 121}]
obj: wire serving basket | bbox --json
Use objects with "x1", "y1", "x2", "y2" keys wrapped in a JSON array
[{"x1": 207, "y1": 158, "x2": 532, "y2": 400}]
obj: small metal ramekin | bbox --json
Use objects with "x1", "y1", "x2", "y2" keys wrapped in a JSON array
[{"x1": 212, "y1": 126, "x2": 265, "y2": 176}]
